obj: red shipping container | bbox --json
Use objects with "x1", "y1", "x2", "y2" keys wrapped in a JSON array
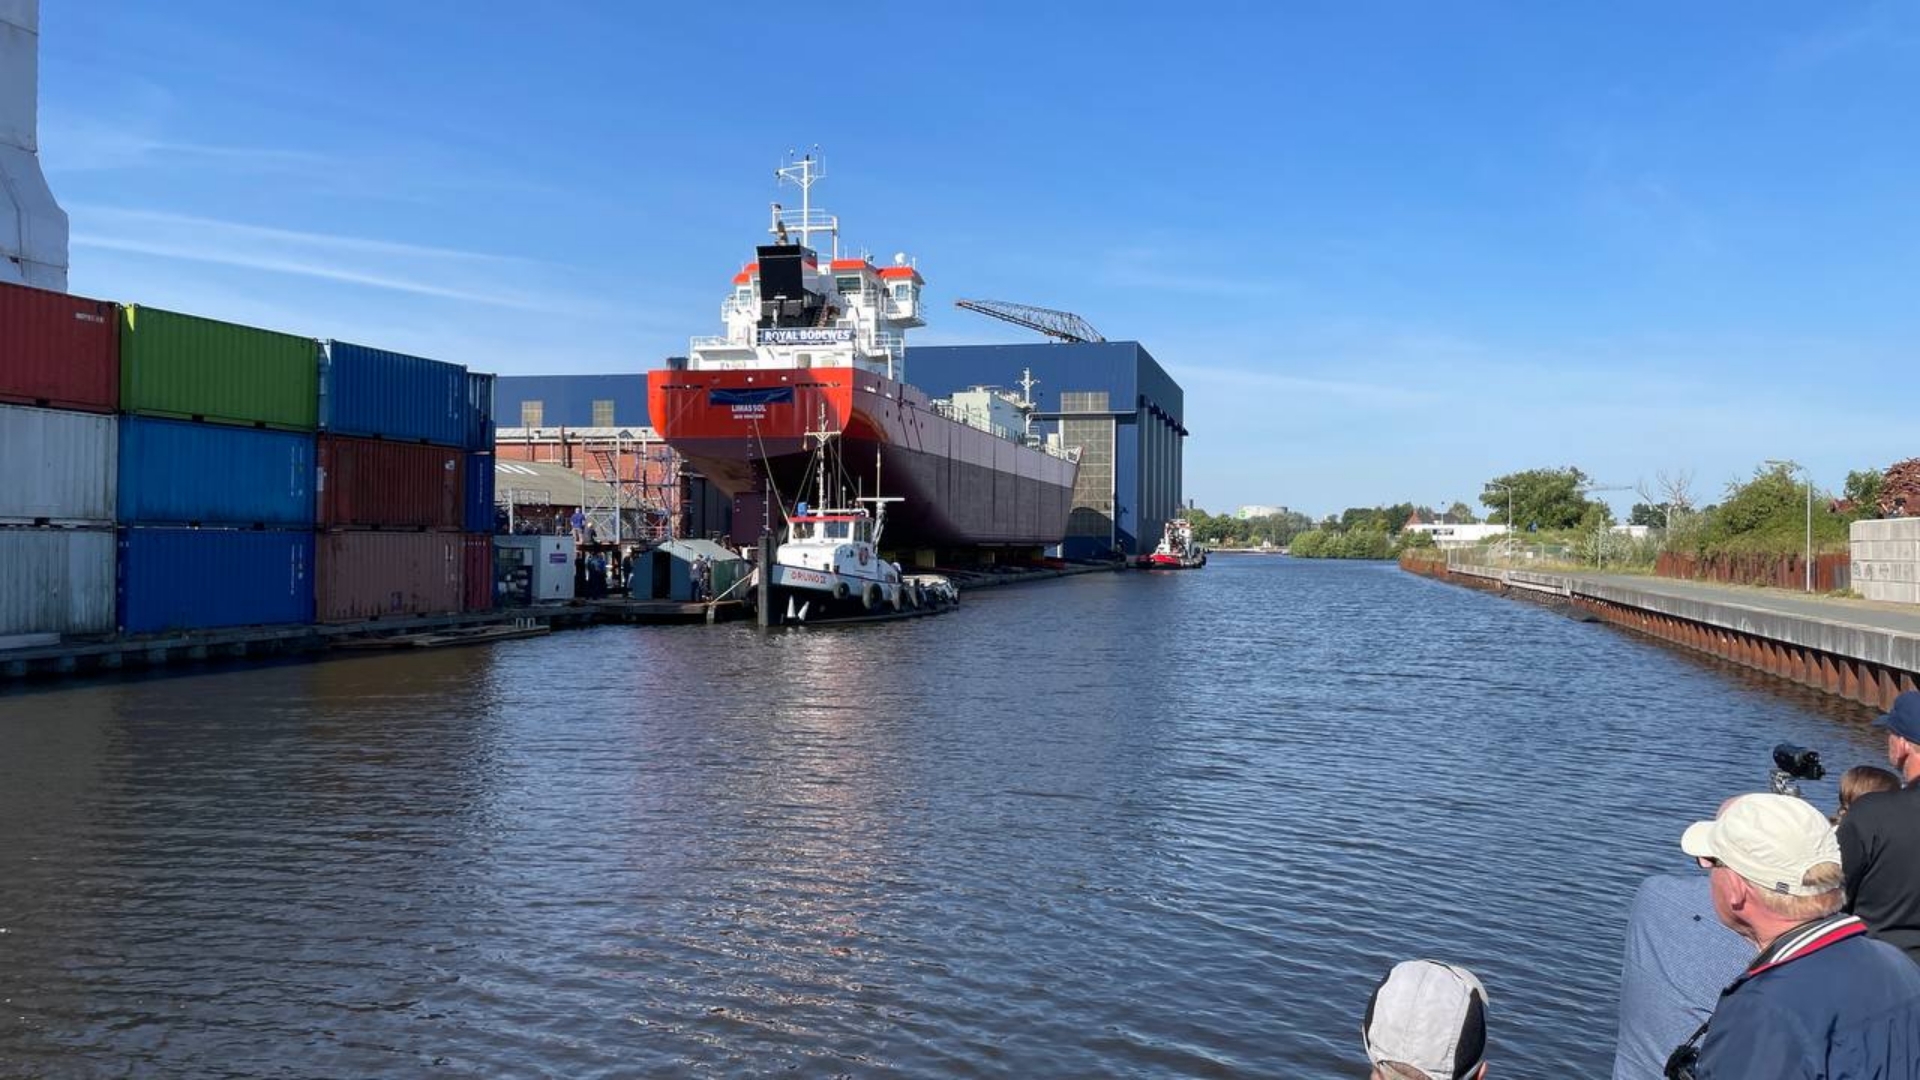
[
  {"x1": 0, "y1": 279, "x2": 119, "y2": 413},
  {"x1": 462, "y1": 533, "x2": 494, "y2": 612},
  {"x1": 316, "y1": 531, "x2": 463, "y2": 623},
  {"x1": 317, "y1": 435, "x2": 464, "y2": 529}
]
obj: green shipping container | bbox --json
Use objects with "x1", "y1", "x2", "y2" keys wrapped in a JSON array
[{"x1": 120, "y1": 306, "x2": 318, "y2": 431}]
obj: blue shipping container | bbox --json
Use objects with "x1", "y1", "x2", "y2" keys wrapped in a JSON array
[
  {"x1": 321, "y1": 340, "x2": 467, "y2": 447},
  {"x1": 464, "y1": 452, "x2": 496, "y2": 533},
  {"x1": 118, "y1": 417, "x2": 316, "y2": 527},
  {"x1": 118, "y1": 528, "x2": 315, "y2": 633},
  {"x1": 464, "y1": 371, "x2": 496, "y2": 451}
]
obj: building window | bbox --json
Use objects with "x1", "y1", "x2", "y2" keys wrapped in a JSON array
[
  {"x1": 592, "y1": 399, "x2": 615, "y2": 427},
  {"x1": 521, "y1": 400, "x2": 544, "y2": 427}
]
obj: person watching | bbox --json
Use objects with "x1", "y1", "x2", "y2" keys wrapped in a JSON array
[
  {"x1": 1833, "y1": 763, "x2": 1899, "y2": 826},
  {"x1": 1360, "y1": 959, "x2": 1489, "y2": 1080},
  {"x1": 1838, "y1": 691, "x2": 1920, "y2": 964},
  {"x1": 1670, "y1": 793, "x2": 1920, "y2": 1078},
  {"x1": 1610, "y1": 870, "x2": 1751, "y2": 1079}
]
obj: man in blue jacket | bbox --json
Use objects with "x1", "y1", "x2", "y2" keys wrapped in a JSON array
[{"x1": 1672, "y1": 792, "x2": 1920, "y2": 1079}]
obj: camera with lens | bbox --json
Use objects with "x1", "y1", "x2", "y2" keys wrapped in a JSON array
[{"x1": 1769, "y1": 742, "x2": 1825, "y2": 797}]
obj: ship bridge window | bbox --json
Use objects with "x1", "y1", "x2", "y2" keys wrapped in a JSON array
[
  {"x1": 834, "y1": 275, "x2": 863, "y2": 297},
  {"x1": 824, "y1": 522, "x2": 850, "y2": 539},
  {"x1": 735, "y1": 286, "x2": 753, "y2": 303},
  {"x1": 891, "y1": 282, "x2": 913, "y2": 301}
]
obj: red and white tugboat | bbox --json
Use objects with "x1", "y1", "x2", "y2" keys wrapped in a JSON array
[
  {"x1": 1146, "y1": 518, "x2": 1207, "y2": 569},
  {"x1": 765, "y1": 418, "x2": 951, "y2": 623}
]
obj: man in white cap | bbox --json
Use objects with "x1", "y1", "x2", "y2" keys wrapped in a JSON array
[
  {"x1": 1360, "y1": 959, "x2": 1488, "y2": 1080},
  {"x1": 1671, "y1": 792, "x2": 1920, "y2": 1078}
]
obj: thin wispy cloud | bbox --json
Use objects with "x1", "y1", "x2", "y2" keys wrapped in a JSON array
[{"x1": 69, "y1": 207, "x2": 589, "y2": 314}]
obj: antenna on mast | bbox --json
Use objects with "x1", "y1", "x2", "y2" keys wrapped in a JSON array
[
  {"x1": 774, "y1": 146, "x2": 839, "y2": 259},
  {"x1": 1016, "y1": 367, "x2": 1041, "y2": 439}
]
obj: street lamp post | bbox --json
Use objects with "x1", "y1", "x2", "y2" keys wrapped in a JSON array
[{"x1": 1765, "y1": 459, "x2": 1813, "y2": 593}]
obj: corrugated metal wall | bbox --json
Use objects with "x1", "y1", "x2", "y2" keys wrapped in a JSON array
[
  {"x1": 0, "y1": 528, "x2": 115, "y2": 635},
  {"x1": 464, "y1": 453, "x2": 496, "y2": 533},
  {"x1": 118, "y1": 528, "x2": 315, "y2": 633},
  {"x1": 118, "y1": 417, "x2": 315, "y2": 527},
  {"x1": 316, "y1": 436, "x2": 464, "y2": 530},
  {"x1": 320, "y1": 341, "x2": 466, "y2": 447},
  {"x1": 0, "y1": 279, "x2": 118, "y2": 412},
  {"x1": 121, "y1": 306, "x2": 318, "y2": 431},
  {"x1": 462, "y1": 533, "x2": 493, "y2": 612},
  {"x1": 316, "y1": 531, "x2": 464, "y2": 622},
  {"x1": 464, "y1": 372, "x2": 495, "y2": 451},
  {"x1": 0, "y1": 404, "x2": 116, "y2": 524}
]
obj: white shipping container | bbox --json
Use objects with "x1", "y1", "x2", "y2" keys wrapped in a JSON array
[
  {"x1": 0, "y1": 527, "x2": 114, "y2": 636},
  {"x1": 0, "y1": 403, "x2": 116, "y2": 523}
]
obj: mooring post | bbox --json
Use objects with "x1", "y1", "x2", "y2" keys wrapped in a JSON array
[{"x1": 756, "y1": 534, "x2": 773, "y2": 628}]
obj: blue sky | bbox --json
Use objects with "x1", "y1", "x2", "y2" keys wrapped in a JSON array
[{"x1": 35, "y1": 2, "x2": 1920, "y2": 516}]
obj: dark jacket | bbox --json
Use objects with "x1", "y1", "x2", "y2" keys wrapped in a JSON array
[
  {"x1": 1697, "y1": 918, "x2": 1920, "y2": 1079},
  {"x1": 1838, "y1": 782, "x2": 1920, "y2": 963}
]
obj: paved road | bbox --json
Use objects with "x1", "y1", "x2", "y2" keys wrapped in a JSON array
[{"x1": 1573, "y1": 572, "x2": 1920, "y2": 637}]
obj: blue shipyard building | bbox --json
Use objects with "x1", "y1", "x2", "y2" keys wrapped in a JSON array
[{"x1": 906, "y1": 342, "x2": 1186, "y2": 560}]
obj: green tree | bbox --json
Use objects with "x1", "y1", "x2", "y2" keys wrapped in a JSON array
[
  {"x1": 1845, "y1": 468, "x2": 1884, "y2": 511},
  {"x1": 1481, "y1": 467, "x2": 1596, "y2": 530},
  {"x1": 1444, "y1": 501, "x2": 1478, "y2": 524},
  {"x1": 1629, "y1": 502, "x2": 1668, "y2": 528}
]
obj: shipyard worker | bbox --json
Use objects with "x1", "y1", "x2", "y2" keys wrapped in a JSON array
[
  {"x1": 1611, "y1": 873, "x2": 1751, "y2": 1080},
  {"x1": 1359, "y1": 960, "x2": 1488, "y2": 1080},
  {"x1": 1838, "y1": 690, "x2": 1920, "y2": 963},
  {"x1": 1671, "y1": 793, "x2": 1920, "y2": 1078}
]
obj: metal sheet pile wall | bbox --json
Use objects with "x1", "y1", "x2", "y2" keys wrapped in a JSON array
[
  {"x1": 320, "y1": 341, "x2": 468, "y2": 447},
  {"x1": 0, "y1": 279, "x2": 117, "y2": 412},
  {"x1": 0, "y1": 528, "x2": 114, "y2": 636},
  {"x1": 316, "y1": 531, "x2": 464, "y2": 622},
  {"x1": 118, "y1": 528, "x2": 314, "y2": 634},
  {"x1": 120, "y1": 305, "x2": 318, "y2": 431},
  {"x1": 118, "y1": 417, "x2": 315, "y2": 527},
  {"x1": 0, "y1": 403, "x2": 115, "y2": 524},
  {"x1": 316, "y1": 436, "x2": 464, "y2": 530}
]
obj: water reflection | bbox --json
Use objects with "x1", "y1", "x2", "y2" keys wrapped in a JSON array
[{"x1": 0, "y1": 559, "x2": 1888, "y2": 1076}]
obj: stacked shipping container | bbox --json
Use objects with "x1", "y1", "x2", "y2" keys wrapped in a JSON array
[
  {"x1": 317, "y1": 342, "x2": 493, "y2": 620},
  {"x1": 117, "y1": 308, "x2": 321, "y2": 633},
  {"x1": 0, "y1": 281, "x2": 119, "y2": 638},
  {"x1": 1, "y1": 278, "x2": 498, "y2": 643}
]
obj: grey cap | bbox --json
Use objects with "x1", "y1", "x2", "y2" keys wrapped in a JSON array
[{"x1": 1362, "y1": 960, "x2": 1489, "y2": 1080}]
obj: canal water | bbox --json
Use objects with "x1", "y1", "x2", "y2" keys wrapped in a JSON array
[{"x1": 0, "y1": 558, "x2": 1885, "y2": 1077}]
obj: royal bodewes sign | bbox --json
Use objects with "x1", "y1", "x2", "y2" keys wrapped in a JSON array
[{"x1": 756, "y1": 327, "x2": 854, "y2": 346}]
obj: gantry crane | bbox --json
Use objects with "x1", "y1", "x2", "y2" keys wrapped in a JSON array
[{"x1": 953, "y1": 299, "x2": 1106, "y2": 344}]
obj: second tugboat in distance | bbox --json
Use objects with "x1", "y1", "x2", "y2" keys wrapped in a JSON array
[
  {"x1": 645, "y1": 151, "x2": 1082, "y2": 558},
  {"x1": 1146, "y1": 518, "x2": 1207, "y2": 569}
]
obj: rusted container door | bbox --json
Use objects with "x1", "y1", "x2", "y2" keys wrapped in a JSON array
[
  {"x1": 0, "y1": 280, "x2": 118, "y2": 413},
  {"x1": 316, "y1": 436, "x2": 464, "y2": 530},
  {"x1": 462, "y1": 534, "x2": 493, "y2": 612},
  {"x1": 315, "y1": 531, "x2": 463, "y2": 623}
]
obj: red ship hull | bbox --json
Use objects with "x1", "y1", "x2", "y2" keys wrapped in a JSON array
[{"x1": 647, "y1": 367, "x2": 1078, "y2": 550}]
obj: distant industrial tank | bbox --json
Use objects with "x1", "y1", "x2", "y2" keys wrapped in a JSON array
[{"x1": 1, "y1": 0, "x2": 67, "y2": 291}]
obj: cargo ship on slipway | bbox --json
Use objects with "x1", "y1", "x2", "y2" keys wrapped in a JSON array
[{"x1": 645, "y1": 154, "x2": 1080, "y2": 553}]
